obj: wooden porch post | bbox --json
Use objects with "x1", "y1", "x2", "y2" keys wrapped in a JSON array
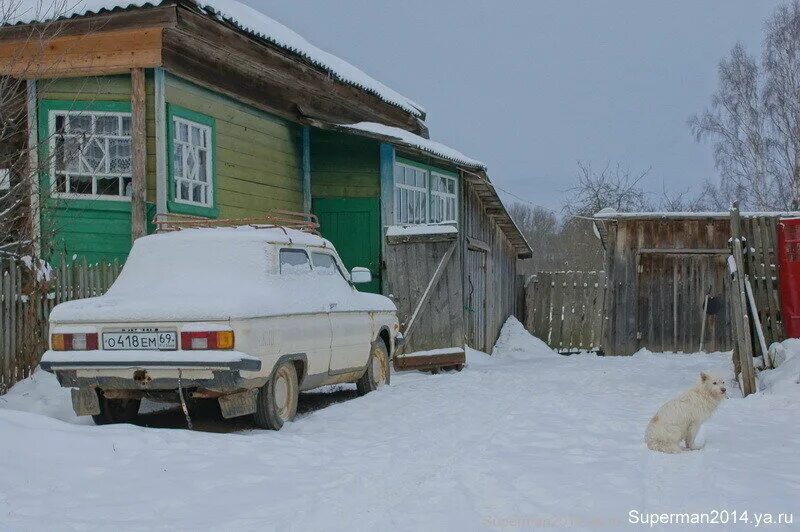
[
  {"x1": 130, "y1": 68, "x2": 147, "y2": 240},
  {"x1": 26, "y1": 80, "x2": 41, "y2": 257}
]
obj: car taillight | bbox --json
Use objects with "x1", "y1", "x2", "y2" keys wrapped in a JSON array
[
  {"x1": 181, "y1": 331, "x2": 234, "y2": 350},
  {"x1": 51, "y1": 333, "x2": 98, "y2": 351}
]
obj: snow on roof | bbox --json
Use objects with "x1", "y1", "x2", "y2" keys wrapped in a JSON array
[
  {"x1": 339, "y1": 122, "x2": 486, "y2": 170},
  {"x1": 5, "y1": 0, "x2": 425, "y2": 118},
  {"x1": 593, "y1": 210, "x2": 800, "y2": 220}
]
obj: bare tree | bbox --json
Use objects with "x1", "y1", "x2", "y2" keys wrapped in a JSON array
[
  {"x1": 562, "y1": 160, "x2": 652, "y2": 217},
  {"x1": 690, "y1": 1, "x2": 800, "y2": 210}
]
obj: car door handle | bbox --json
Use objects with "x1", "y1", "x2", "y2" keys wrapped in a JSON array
[{"x1": 329, "y1": 303, "x2": 338, "y2": 310}]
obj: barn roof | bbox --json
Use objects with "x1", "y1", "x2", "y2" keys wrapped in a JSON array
[
  {"x1": 593, "y1": 211, "x2": 800, "y2": 221},
  {"x1": 5, "y1": 0, "x2": 425, "y2": 118}
]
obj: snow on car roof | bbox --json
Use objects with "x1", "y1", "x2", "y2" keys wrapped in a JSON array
[
  {"x1": 48, "y1": 225, "x2": 394, "y2": 323},
  {"x1": 6, "y1": 0, "x2": 425, "y2": 118},
  {"x1": 145, "y1": 225, "x2": 334, "y2": 248}
]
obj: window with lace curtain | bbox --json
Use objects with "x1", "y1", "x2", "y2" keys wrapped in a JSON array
[{"x1": 49, "y1": 110, "x2": 132, "y2": 199}]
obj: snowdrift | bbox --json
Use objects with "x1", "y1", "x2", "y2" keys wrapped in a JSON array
[
  {"x1": 759, "y1": 339, "x2": 800, "y2": 397},
  {"x1": 0, "y1": 370, "x2": 87, "y2": 425},
  {"x1": 490, "y1": 317, "x2": 557, "y2": 360}
]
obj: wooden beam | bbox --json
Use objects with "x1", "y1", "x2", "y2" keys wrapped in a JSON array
[
  {"x1": 26, "y1": 80, "x2": 40, "y2": 257},
  {"x1": 130, "y1": 67, "x2": 147, "y2": 241},
  {"x1": 379, "y1": 142, "x2": 395, "y2": 296},
  {"x1": 154, "y1": 67, "x2": 168, "y2": 215},
  {"x1": 302, "y1": 126, "x2": 311, "y2": 213},
  {"x1": 637, "y1": 248, "x2": 730, "y2": 256},
  {"x1": 0, "y1": 27, "x2": 163, "y2": 78},
  {"x1": 730, "y1": 203, "x2": 756, "y2": 396}
]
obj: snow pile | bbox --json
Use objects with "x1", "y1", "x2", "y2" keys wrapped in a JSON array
[
  {"x1": 490, "y1": 316, "x2": 557, "y2": 360},
  {"x1": 340, "y1": 122, "x2": 485, "y2": 169},
  {"x1": 6, "y1": 0, "x2": 424, "y2": 117},
  {"x1": 0, "y1": 370, "x2": 89, "y2": 424},
  {"x1": 759, "y1": 339, "x2": 800, "y2": 396}
]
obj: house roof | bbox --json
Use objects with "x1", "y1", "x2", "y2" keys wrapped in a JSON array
[{"x1": 5, "y1": 0, "x2": 425, "y2": 119}]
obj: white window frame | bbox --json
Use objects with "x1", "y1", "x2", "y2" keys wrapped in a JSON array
[
  {"x1": 393, "y1": 161, "x2": 459, "y2": 226},
  {"x1": 393, "y1": 162, "x2": 429, "y2": 225},
  {"x1": 48, "y1": 110, "x2": 133, "y2": 201},
  {"x1": 172, "y1": 116, "x2": 213, "y2": 209},
  {"x1": 430, "y1": 171, "x2": 458, "y2": 224}
]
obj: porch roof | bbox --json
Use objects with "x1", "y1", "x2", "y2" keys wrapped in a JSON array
[{"x1": 331, "y1": 122, "x2": 532, "y2": 258}]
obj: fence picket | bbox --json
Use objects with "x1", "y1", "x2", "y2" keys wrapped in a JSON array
[
  {"x1": 525, "y1": 270, "x2": 606, "y2": 353},
  {"x1": 0, "y1": 256, "x2": 122, "y2": 394}
]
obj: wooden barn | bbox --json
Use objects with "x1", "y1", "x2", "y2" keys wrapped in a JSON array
[
  {"x1": 0, "y1": 0, "x2": 531, "y2": 375},
  {"x1": 594, "y1": 211, "x2": 788, "y2": 356}
]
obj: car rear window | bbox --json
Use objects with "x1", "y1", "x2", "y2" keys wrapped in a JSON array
[{"x1": 280, "y1": 249, "x2": 312, "y2": 274}]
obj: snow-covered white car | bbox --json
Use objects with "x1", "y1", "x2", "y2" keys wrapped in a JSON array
[{"x1": 40, "y1": 226, "x2": 401, "y2": 430}]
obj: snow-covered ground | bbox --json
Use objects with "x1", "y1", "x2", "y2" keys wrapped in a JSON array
[{"x1": 1, "y1": 318, "x2": 798, "y2": 531}]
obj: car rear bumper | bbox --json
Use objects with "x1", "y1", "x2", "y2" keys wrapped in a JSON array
[{"x1": 39, "y1": 349, "x2": 261, "y2": 372}]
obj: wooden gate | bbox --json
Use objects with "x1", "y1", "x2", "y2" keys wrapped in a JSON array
[
  {"x1": 524, "y1": 271, "x2": 605, "y2": 352},
  {"x1": 465, "y1": 248, "x2": 487, "y2": 351},
  {"x1": 636, "y1": 252, "x2": 730, "y2": 353}
]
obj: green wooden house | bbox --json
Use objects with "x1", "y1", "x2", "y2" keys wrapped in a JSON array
[{"x1": 0, "y1": 0, "x2": 531, "y2": 358}]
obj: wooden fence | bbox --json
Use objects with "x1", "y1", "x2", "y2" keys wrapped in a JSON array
[
  {"x1": 739, "y1": 215, "x2": 783, "y2": 347},
  {"x1": 524, "y1": 271, "x2": 606, "y2": 353},
  {"x1": 0, "y1": 255, "x2": 122, "y2": 394}
]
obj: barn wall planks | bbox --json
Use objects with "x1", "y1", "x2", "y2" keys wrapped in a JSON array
[
  {"x1": 461, "y1": 178, "x2": 520, "y2": 352},
  {"x1": 601, "y1": 216, "x2": 782, "y2": 356}
]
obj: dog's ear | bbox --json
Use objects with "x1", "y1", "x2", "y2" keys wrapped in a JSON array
[{"x1": 700, "y1": 372, "x2": 709, "y2": 382}]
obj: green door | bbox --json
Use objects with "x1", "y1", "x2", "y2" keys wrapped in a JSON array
[{"x1": 313, "y1": 198, "x2": 381, "y2": 294}]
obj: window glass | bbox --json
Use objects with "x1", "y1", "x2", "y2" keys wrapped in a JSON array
[
  {"x1": 393, "y1": 161, "x2": 458, "y2": 226},
  {"x1": 172, "y1": 116, "x2": 213, "y2": 208},
  {"x1": 50, "y1": 110, "x2": 132, "y2": 198},
  {"x1": 280, "y1": 249, "x2": 312, "y2": 274},
  {"x1": 311, "y1": 253, "x2": 344, "y2": 278}
]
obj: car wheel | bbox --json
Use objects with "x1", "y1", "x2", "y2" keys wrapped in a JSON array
[
  {"x1": 92, "y1": 393, "x2": 140, "y2": 425},
  {"x1": 356, "y1": 339, "x2": 391, "y2": 396},
  {"x1": 254, "y1": 362, "x2": 299, "y2": 430}
]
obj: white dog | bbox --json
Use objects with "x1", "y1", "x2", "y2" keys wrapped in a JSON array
[{"x1": 645, "y1": 372, "x2": 726, "y2": 453}]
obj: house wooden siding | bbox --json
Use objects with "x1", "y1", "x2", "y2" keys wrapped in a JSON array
[
  {"x1": 602, "y1": 218, "x2": 734, "y2": 356},
  {"x1": 164, "y1": 74, "x2": 305, "y2": 216},
  {"x1": 462, "y1": 179, "x2": 521, "y2": 351},
  {"x1": 36, "y1": 76, "x2": 157, "y2": 262},
  {"x1": 310, "y1": 131, "x2": 380, "y2": 199}
]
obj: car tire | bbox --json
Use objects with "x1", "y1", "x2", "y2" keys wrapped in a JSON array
[
  {"x1": 254, "y1": 362, "x2": 299, "y2": 430},
  {"x1": 92, "y1": 393, "x2": 140, "y2": 425},
  {"x1": 356, "y1": 339, "x2": 391, "y2": 396}
]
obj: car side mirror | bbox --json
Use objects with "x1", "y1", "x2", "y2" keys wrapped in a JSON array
[{"x1": 351, "y1": 267, "x2": 372, "y2": 284}]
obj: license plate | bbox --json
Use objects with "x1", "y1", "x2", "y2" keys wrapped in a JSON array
[{"x1": 102, "y1": 329, "x2": 177, "y2": 351}]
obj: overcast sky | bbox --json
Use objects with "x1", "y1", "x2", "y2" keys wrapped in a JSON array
[{"x1": 252, "y1": 0, "x2": 784, "y2": 212}]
